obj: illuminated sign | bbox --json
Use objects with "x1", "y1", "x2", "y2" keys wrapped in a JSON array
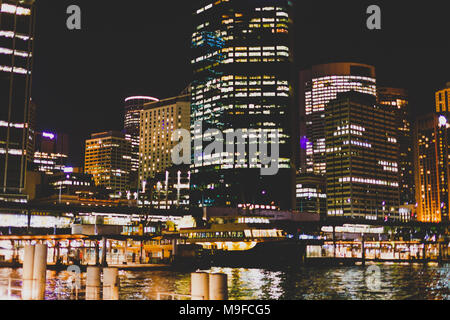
[{"x1": 42, "y1": 132, "x2": 55, "y2": 140}]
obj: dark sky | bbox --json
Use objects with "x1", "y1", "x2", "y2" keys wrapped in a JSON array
[{"x1": 32, "y1": 0, "x2": 449, "y2": 166}]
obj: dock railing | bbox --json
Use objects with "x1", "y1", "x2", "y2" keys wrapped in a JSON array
[{"x1": 0, "y1": 277, "x2": 22, "y2": 299}]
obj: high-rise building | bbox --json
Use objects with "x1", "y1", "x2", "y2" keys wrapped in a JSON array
[
  {"x1": 84, "y1": 131, "x2": 132, "y2": 197},
  {"x1": 33, "y1": 131, "x2": 69, "y2": 175},
  {"x1": 435, "y1": 82, "x2": 450, "y2": 114},
  {"x1": 413, "y1": 113, "x2": 449, "y2": 223},
  {"x1": 191, "y1": 0, "x2": 295, "y2": 209},
  {"x1": 138, "y1": 93, "x2": 190, "y2": 187},
  {"x1": 124, "y1": 96, "x2": 159, "y2": 188},
  {"x1": 0, "y1": 0, "x2": 35, "y2": 203},
  {"x1": 378, "y1": 87, "x2": 415, "y2": 205},
  {"x1": 326, "y1": 92, "x2": 400, "y2": 221},
  {"x1": 299, "y1": 63, "x2": 377, "y2": 175}
]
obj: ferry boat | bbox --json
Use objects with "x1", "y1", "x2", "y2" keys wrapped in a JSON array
[{"x1": 179, "y1": 216, "x2": 308, "y2": 268}]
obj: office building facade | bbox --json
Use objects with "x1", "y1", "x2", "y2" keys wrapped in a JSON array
[
  {"x1": 0, "y1": 0, "x2": 35, "y2": 202},
  {"x1": 124, "y1": 96, "x2": 159, "y2": 188},
  {"x1": 299, "y1": 62, "x2": 377, "y2": 175},
  {"x1": 84, "y1": 131, "x2": 132, "y2": 197},
  {"x1": 191, "y1": 0, "x2": 295, "y2": 209},
  {"x1": 414, "y1": 113, "x2": 449, "y2": 223},
  {"x1": 326, "y1": 92, "x2": 400, "y2": 221},
  {"x1": 378, "y1": 87, "x2": 415, "y2": 205},
  {"x1": 138, "y1": 94, "x2": 190, "y2": 188}
]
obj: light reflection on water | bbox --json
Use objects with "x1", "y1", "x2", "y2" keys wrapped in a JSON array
[{"x1": 0, "y1": 263, "x2": 448, "y2": 300}]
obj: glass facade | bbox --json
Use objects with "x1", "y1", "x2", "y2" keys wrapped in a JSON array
[
  {"x1": 191, "y1": 0, "x2": 295, "y2": 209},
  {"x1": 299, "y1": 63, "x2": 377, "y2": 176},
  {"x1": 0, "y1": 0, "x2": 35, "y2": 202}
]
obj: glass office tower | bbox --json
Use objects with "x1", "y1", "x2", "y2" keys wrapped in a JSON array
[
  {"x1": 378, "y1": 87, "x2": 415, "y2": 205},
  {"x1": 326, "y1": 92, "x2": 400, "y2": 221},
  {"x1": 299, "y1": 63, "x2": 377, "y2": 176},
  {"x1": 191, "y1": 0, "x2": 295, "y2": 209},
  {"x1": 0, "y1": 0, "x2": 35, "y2": 202}
]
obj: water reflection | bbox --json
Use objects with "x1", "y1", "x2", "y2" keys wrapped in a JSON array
[{"x1": 0, "y1": 263, "x2": 448, "y2": 300}]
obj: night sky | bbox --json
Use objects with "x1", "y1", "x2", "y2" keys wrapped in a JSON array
[{"x1": 32, "y1": 0, "x2": 449, "y2": 166}]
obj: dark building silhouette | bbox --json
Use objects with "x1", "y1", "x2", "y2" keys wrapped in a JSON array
[{"x1": 0, "y1": 0, "x2": 35, "y2": 203}]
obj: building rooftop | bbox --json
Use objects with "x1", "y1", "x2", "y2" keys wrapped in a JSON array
[
  {"x1": 142, "y1": 94, "x2": 190, "y2": 111},
  {"x1": 90, "y1": 131, "x2": 126, "y2": 140}
]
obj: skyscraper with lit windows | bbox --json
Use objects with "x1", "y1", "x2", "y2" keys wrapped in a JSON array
[
  {"x1": 299, "y1": 63, "x2": 377, "y2": 175},
  {"x1": 124, "y1": 96, "x2": 159, "y2": 188},
  {"x1": 378, "y1": 87, "x2": 415, "y2": 205},
  {"x1": 191, "y1": 0, "x2": 295, "y2": 209},
  {"x1": 326, "y1": 92, "x2": 400, "y2": 221},
  {"x1": 414, "y1": 112, "x2": 449, "y2": 223},
  {"x1": 84, "y1": 131, "x2": 132, "y2": 198},
  {"x1": 0, "y1": 0, "x2": 35, "y2": 202},
  {"x1": 138, "y1": 93, "x2": 190, "y2": 185}
]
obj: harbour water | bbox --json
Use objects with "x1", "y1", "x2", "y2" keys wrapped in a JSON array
[{"x1": 1, "y1": 263, "x2": 449, "y2": 300}]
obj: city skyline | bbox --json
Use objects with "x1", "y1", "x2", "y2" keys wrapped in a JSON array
[
  {"x1": 0, "y1": 0, "x2": 447, "y2": 219},
  {"x1": 0, "y1": 0, "x2": 449, "y2": 304},
  {"x1": 31, "y1": 0, "x2": 450, "y2": 166}
]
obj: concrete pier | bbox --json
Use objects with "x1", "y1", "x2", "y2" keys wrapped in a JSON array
[
  {"x1": 103, "y1": 268, "x2": 120, "y2": 300},
  {"x1": 86, "y1": 267, "x2": 101, "y2": 300},
  {"x1": 22, "y1": 245, "x2": 35, "y2": 300},
  {"x1": 191, "y1": 272, "x2": 209, "y2": 300},
  {"x1": 32, "y1": 244, "x2": 48, "y2": 300},
  {"x1": 209, "y1": 273, "x2": 228, "y2": 300}
]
